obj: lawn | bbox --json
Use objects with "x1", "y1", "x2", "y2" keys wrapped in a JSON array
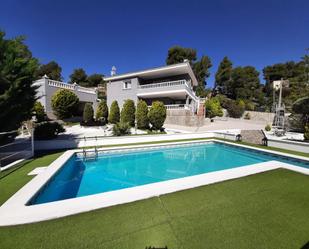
[{"x1": 0, "y1": 151, "x2": 308, "y2": 249}]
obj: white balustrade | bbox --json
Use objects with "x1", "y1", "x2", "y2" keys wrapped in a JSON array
[
  {"x1": 147, "y1": 104, "x2": 191, "y2": 110},
  {"x1": 48, "y1": 80, "x2": 96, "y2": 95},
  {"x1": 139, "y1": 79, "x2": 188, "y2": 89}
]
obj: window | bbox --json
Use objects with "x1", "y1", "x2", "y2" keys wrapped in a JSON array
[{"x1": 123, "y1": 80, "x2": 132, "y2": 89}]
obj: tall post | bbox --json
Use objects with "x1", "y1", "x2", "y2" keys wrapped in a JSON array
[
  {"x1": 31, "y1": 127, "x2": 34, "y2": 157},
  {"x1": 278, "y1": 79, "x2": 283, "y2": 108}
]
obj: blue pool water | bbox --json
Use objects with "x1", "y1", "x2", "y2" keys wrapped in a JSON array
[{"x1": 29, "y1": 142, "x2": 309, "y2": 205}]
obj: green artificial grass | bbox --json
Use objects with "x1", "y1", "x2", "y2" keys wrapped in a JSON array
[
  {"x1": 0, "y1": 169, "x2": 308, "y2": 249},
  {"x1": 0, "y1": 139, "x2": 308, "y2": 249},
  {"x1": 0, "y1": 152, "x2": 63, "y2": 205}
]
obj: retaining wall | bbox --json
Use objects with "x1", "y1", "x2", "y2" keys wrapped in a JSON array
[
  {"x1": 165, "y1": 109, "x2": 204, "y2": 126},
  {"x1": 267, "y1": 139, "x2": 309, "y2": 153}
]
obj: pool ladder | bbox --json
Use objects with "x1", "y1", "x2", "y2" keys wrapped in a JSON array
[{"x1": 82, "y1": 147, "x2": 98, "y2": 161}]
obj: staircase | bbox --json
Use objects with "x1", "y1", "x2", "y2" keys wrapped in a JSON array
[{"x1": 240, "y1": 130, "x2": 266, "y2": 145}]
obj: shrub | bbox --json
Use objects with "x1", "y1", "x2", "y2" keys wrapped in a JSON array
[
  {"x1": 205, "y1": 98, "x2": 223, "y2": 118},
  {"x1": 215, "y1": 94, "x2": 230, "y2": 109},
  {"x1": 245, "y1": 101, "x2": 255, "y2": 111},
  {"x1": 226, "y1": 100, "x2": 245, "y2": 118},
  {"x1": 51, "y1": 89, "x2": 79, "y2": 119},
  {"x1": 136, "y1": 100, "x2": 149, "y2": 129},
  {"x1": 34, "y1": 122, "x2": 65, "y2": 140},
  {"x1": 237, "y1": 99, "x2": 246, "y2": 110},
  {"x1": 112, "y1": 122, "x2": 131, "y2": 136},
  {"x1": 108, "y1": 101, "x2": 120, "y2": 124},
  {"x1": 265, "y1": 124, "x2": 271, "y2": 131},
  {"x1": 120, "y1": 99, "x2": 136, "y2": 127},
  {"x1": 304, "y1": 125, "x2": 309, "y2": 141},
  {"x1": 83, "y1": 103, "x2": 94, "y2": 123},
  {"x1": 244, "y1": 112, "x2": 251, "y2": 120},
  {"x1": 33, "y1": 101, "x2": 46, "y2": 122},
  {"x1": 96, "y1": 100, "x2": 108, "y2": 124},
  {"x1": 148, "y1": 101, "x2": 167, "y2": 130}
]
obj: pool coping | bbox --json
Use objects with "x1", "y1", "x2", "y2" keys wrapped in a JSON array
[{"x1": 0, "y1": 139, "x2": 308, "y2": 226}]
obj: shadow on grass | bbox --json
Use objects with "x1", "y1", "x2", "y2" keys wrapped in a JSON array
[
  {"x1": 0, "y1": 149, "x2": 65, "y2": 180},
  {"x1": 301, "y1": 241, "x2": 309, "y2": 249}
]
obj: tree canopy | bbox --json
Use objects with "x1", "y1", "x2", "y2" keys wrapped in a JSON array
[
  {"x1": 215, "y1": 56, "x2": 233, "y2": 94},
  {"x1": 166, "y1": 46, "x2": 197, "y2": 65},
  {"x1": 166, "y1": 46, "x2": 212, "y2": 96},
  {"x1": 87, "y1": 73, "x2": 104, "y2": 87},
  {"x1": 0, "y1": 31, "x2": 39, "y2": 132},
  {"x1": 69, "y1": 68, "x2": 88, "y2": 86},
  {"x1": 35, "y1": 61, "x2": 62, "y2": 81},
  {"x1": 263, "y1": 59, "x2": 309, "y2": 107},
  {"x1": 230, "y1": 66, "x2": 260, "y2": 100}
]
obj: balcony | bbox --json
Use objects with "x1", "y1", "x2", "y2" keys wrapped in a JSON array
[
  {"x1": 137, "y1": 79, "x2": 197, "y2": 101},
  {"x1": 147, "y1": 104, "x2": 190, "y2": 110}
]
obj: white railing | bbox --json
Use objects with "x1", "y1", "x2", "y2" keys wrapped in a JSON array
[
  {"x1": 139, "y1": 79, "x2": 190, "y2": 89},
  {"x1": 48, "y1": 80, "x2": 96, "y2": 95},
  {"x1": 48, "y1": 79, "x2": 75, "y2": 90},
  {"x1": 147, "y1": 104, "x2": 191, "y2": 110}
]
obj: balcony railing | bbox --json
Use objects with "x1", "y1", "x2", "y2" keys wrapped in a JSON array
[
  {"x1": 138, "y1": 79, "x2": 190, "y2": 89},
  {"x1": 148, "y1": 104, "x2": 191, "y2": 110},
  {"x1": 48, "y1": 79, "x2": 97, "y2": 95}
]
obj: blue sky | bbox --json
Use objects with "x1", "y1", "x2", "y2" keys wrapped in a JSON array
[{"x1": 1, "y1": 0, "x2": 308, "y2": 87}]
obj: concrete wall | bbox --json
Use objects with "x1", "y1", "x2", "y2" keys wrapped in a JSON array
[
  {"x1": 106, "y1": 77, "x2": 139, "y2": 108},
  {"x1": 243, "y1": 111, "x2": 275, "y2": 123},
  {"x1": 165, "y1": 109, "x2": 204, "y2": 126},
  {"x1": 268, "y1": 139, "x2": 309, "y2": 153}
]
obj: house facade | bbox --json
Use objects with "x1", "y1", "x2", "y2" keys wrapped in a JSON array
[
  {"x1": 33, "y1": 75, "x2": 99, "y2": 119},
  {"x1": 104, "y1": 61, "x2": 204, "y2": 117}
]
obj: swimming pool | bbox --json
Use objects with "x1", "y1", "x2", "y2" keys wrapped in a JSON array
[{"x1": 29, "y1": 141, "x2": 309, "y2": 205}]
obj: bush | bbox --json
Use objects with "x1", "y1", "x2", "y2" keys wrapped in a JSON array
[
  {"x1": 83, "y1": 103, "x2": 94, "y2": 123},
  {"x1": 245, "y1": 101, "x2": 255, "y2": 111},
  {"x1": 205, "y1": 98, "x2": 223, "y2": 118},
  {"x1": 112, "y1": 122, "x2": 131, "y2": 136},
  {"x1": 265, "y1": 124, "x2": 271, "y2": 131},
  {"x1": 108, "y1": 101, "x2": 120, "y2": 124},
  {"x1": 120, "y1": 99, "x2": 136, "y2": 127},
  {"x1": 304, "y1": 125, "x2": 309, "y2": 141},
  {"x1": 96, "y1": 100, "x2": 108, "y2": 124},
  {"x1": 136, "y1": 100, "x2": 149, "y2": 129},
  {"x1": 226, "y1": 100, "x2": 245, "y2": 118},
  {"x1": 244, "y1": 112, "x2": 251, "y2": 120},
  {"x1": 34, "y1": 122, "x2": 65, "y2": 140},
  {"x1": 215, "y1": 94, "x2": 230, "y2": 109},
  {"x1": 33, "y1": 102, "x2": 46, "y2": 122},
  {"x1": 237, "y1": 99, "x2": 246, "y2": 110},
  {"x1": 148, "y1": 101, "x2": 167, "y2": 130},
  {"x1": 51, "y1": 89, "x2": 79, "y2": 119}
]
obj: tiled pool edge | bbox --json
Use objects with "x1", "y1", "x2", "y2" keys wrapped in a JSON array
[{"x1": 0, "y1": 139, "x2": 308, "y2": 226}]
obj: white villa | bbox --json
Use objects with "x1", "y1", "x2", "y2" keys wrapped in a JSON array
[{"x1": 104, "y1": 61, "x2": 204, "y2": 113}]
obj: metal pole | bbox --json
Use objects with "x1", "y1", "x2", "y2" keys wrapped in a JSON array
[
  {"x1": 31, "y1": 127, "x2": 34, "y2": 157},
  {"x1": 278, "y1": 79, "x2": 283, "y2": 109}
]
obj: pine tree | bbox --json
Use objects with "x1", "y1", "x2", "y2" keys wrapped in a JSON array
[
  {"x1": 215, "y1": 56, "x2": 233, "y2": 95},
  {"x1": 0, "y1": 31, "x2": 39, "y2": 132}
]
